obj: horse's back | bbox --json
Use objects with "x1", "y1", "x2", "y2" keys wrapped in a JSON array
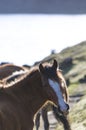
[{"x1": 0, "y1": 64, "x2": 25, "y2": 80}]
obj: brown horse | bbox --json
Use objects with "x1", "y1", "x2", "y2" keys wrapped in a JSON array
[
  {"x1": 35, "y1": 69, "x2": 71, "y2": 130},
  {"x1": 0, "y1": 63, "x2": 26, "y2": 87},
  {"x1": 0, "y1": 60, "x2": 69, "y2": 130},
  {"x1": 0, "y1": 63, "x2": 25, "y2": 80}
]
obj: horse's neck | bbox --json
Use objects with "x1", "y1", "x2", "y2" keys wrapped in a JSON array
[
  {"x1": 30, "y1": 93, "x2": 47, "y2": 117},
  {"x1": 25, "y1": 75, "x2": 47, "y2": 117},
  {"x1": 6, "y1": 72, "x2": 47, "y2": 118}
]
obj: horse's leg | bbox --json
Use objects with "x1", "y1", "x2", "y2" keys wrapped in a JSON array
[
  {"x1": 35, "y1": 112, "x2": 41, "y2": 130},
  {"x1": 42, "y1": 107, "x2": 49, "y2": 130},
  {"x1": 52, "y1": 105, "x2": 71, "y2": 130}
]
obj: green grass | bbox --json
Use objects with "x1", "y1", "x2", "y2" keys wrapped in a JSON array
[
  {"x1": 41, "y1": 41, "x2": 86, "y2": 130},
  {"x1": 42, "y1": 41, "x2": 86, "y2": 83},
  {"x1": 55, "y1": 81, "x2": 86, "y2": 130},
  {"x1": 69, "y1": 95, "x2": 86, "y2": 130},
  {"x1": 68, "y1": 82, "x2": 79, "y2": 95}
]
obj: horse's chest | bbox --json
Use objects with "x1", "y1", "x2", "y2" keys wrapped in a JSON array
[{"x1": 0, "y1": 103, "x2": 34, "y2": 130}]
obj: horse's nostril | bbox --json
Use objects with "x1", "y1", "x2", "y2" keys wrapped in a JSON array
[{"x1": 66, "y1": 104, "x2": 69, "y2": 110}]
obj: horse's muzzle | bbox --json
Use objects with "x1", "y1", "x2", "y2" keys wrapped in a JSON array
[{"x1": 58, "y1": 103, "x2": 70, "y2": 115}]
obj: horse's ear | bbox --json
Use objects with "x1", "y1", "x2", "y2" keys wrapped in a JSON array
[
  {"x1": 39, "y1": 63, "x2": 44, "y2": 73},
  {"x1": 53, "y1": 59, "x2": 59, "y2": 69}
]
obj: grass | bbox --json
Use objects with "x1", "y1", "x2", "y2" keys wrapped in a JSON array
[
  {"x1": 69, "y1": 95, "x2": 86, "y2": 130},
  {"x1": 42, "y1": 41, "x2": 86, "y2": 83},
  {"x1": 65, "y1": 61, "x2": 86, "y2": 83},
  {"x1": 36, "y1": 41, "x2": 86, "y2": 130},
  {"x1": 55, "y1": 82, "x2": 86, "y2": 130},
  {"x1": 68, "y1": 82, "x2": 79, "y2": 95},
  {"x1": 55, "y1": 94, "x2": 86, "y2": 130}
]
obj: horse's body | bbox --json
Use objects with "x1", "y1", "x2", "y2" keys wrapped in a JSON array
[
  {"x1": 0, "y1": 63, "x2": 26, "y2": 88},
  {"x1": 0, "y1": 63, "x2": 25, "y2": 80},
  {"x1": 0, "y1": 60, "x2": 69, "y2": 130}
]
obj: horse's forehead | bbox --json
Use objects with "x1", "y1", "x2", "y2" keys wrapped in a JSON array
[
  {"x1": 44, "y1": 66, "x2": 56, "y2": 76},
  {"x1": 45, "y1": 66, "x2": 54, "y2": 72}
]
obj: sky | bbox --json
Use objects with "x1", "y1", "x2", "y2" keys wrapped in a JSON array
[{"x1": 0, "y1": 14, "x2": 86, "y2": 66}]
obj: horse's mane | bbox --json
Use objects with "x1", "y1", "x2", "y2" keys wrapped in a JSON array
[
  {"x1": 0, "y1": 63, "x2": 24, "y2": 70},
  {"x1": 1, "y1": 62, "x2": 57, "y2": 89},
  {"x1": 0, "y1": 63, "x2": 13, "y2": 68},
  {"x1": 2, "y1": 65, "x2": 40, "y2": 88},
  {"x1": 57, "y1": 70, "x2": 67, "y2": 85}
]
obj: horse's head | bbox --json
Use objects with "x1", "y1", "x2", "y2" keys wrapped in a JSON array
[{"x1": 39, "y1": 60, "x2": 69, "y2": 115}]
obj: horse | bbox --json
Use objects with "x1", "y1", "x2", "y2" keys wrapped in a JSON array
[
  {"x1": 35, "y1": 68, "x2": 71, "y2": 130},
  {"x1": 0, "y1": 63, "x2": 25, "y2": 80},
  {"x1": 0, "y1": 63, "x2": 71, "y2": 130},
  {"x1": 0, "y1": 60, "x2": 69, "y2": 130},
  {"x1": 0, "y1": 63, "x2": 27, "y2": 87}
]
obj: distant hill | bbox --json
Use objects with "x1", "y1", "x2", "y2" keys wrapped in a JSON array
[
  {"x1": 0, "y1": 0, "x2": 86, "y2": 14},
  {"x1": 48, "y1": 41, "x2": 86, "y2": 130},
  {"x1": 41, "y1": 41, "x2": 86, "y2": 83},
  {"x1": 34, "y1": 41, "x2": 86, "y2": 130}
]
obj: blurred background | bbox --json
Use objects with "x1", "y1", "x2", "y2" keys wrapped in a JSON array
[
  {"x1": 0, "y1": 0, "x2": 86, "y2": 65},
  {"x1": 0, "y1": 1, "x2": 86, "y2": 130}
]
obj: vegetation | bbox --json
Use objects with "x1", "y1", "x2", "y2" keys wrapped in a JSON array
[
  {"x1": 69, "y1": 95, "x2": 86, "y2": 130},
  {"x1": 42, "y1": 41, "x2": 86, "y2": 82},
  {"x1": 42, "y1": 41, "x2": 86, "y2": 130}
]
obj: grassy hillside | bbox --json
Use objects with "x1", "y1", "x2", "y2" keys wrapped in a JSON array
[
  {"x1": 70, "y1": 94, "x2": 86, "y2": 130},
  {"x1": 42, "y1": 41, "x2": 86, "y2": 130},
  {"x1": 33, "y1": 41, "x2": 86, "y2": 130},
  {"x1": 55, "y1": 81, "x2": 86, "y2": 130},
  {"x1": 42, "y1": 41, "x2": 86, "y2": 83}
]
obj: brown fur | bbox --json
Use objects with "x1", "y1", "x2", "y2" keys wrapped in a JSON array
[
  {"x1": 0, "y1": 60, "x2": 69, "y2": 130},
  {"x1": 57, "y1": 70, "x2": 69, "y2": 103},
  {"x1": 0, "y1": 60, "x2": 68, "y2": 130},
  {"x1": 0, "y1": 64, "x2": 26, "y2": 88},
  {"x1": 0, "y1": 64, "x2": 25, "y2": 80}
]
